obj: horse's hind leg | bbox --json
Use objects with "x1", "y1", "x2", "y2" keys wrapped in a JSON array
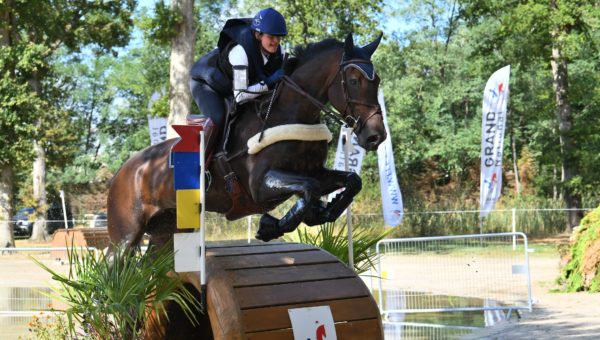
[
  {"x1": 146, "y1": 209, "x2": 178, "y2": 251},
  {"x1": 107, "y1": 169, "x2": 148, "y2": 251},
  {"x1": 253, "y1": 169, "x2": 322, "y2": 242}
]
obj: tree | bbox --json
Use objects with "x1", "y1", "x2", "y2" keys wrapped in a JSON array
[
  {"x1": 459, "y1": 0, "x2": 600, "y2": 230},
  {"x1": 1, "y1": 2, "x2": 42, "y2": 246},
  {"x1": 369, "y1": 1, "x2": 485, "y2": 204},
  {"x1": 166, "y1": 0, "x2": 195, "y2": 139},
  {"x1": 0, "y1": 1, "x2": 136, "y2": 242}
]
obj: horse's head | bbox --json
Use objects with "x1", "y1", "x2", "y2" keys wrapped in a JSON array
[{"x1": 327, "y1": 33, "x2": 386, "y2": 151}]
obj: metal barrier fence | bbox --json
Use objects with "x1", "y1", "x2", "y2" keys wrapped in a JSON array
[
  {"x1": 0, "y1": 247, "x2": 97, "y2": 339},
  {"x1": 376, "y1": 232, "x2": 532, "y2": 322}
]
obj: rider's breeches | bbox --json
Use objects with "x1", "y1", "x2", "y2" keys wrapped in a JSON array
[{"x1": 189, "y1": 78, "x2": 226, "y2": 127}]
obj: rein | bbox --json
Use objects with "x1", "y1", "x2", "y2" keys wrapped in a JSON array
[
  {"x1": 280, "y1": 57, "x2": 382, "y2": 133},
  {"x1": 281, "y1": 75, "x2": 345, "y2": 125}
]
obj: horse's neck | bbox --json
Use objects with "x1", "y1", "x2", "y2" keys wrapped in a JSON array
[{"x1": 291, "y1": 49, "x2": 342, "y2": 103}]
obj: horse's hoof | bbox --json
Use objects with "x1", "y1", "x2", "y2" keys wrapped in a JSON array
[
  {"x1": 303, "y1": 203, "x2": 328, "y2": 226},
  {"x1": 256, "y1": 214, "x2": 282, "y2": 242}
]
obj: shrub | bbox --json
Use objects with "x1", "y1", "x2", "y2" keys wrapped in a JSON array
[
  {"x1": 32, "y1": 244, "x2": 201, "y2": 339},
  {"x1": 559, "y1": 205, "x2": 600, "y2": 292}
]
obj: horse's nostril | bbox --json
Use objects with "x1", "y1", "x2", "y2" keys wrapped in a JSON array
[{"x1": 367, "y1": 135, "x2": 380, "y2": 146}]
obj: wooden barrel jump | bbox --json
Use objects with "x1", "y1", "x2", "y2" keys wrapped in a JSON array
[{"x1": 186, "y1": 242, "x2": 383, "y2": 340}]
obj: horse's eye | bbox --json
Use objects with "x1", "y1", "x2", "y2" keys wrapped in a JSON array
[{"x1": 349, "y1": 78, "x2": 359, "y2": 86}]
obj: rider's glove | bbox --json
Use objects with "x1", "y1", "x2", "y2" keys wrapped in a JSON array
[{"x1": 265, "y1": 69, "x2": 284, "y2": 90}]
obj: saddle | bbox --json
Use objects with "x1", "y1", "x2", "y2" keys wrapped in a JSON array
[{"x1": 185, "y1": 96, "x2": 270, "y2": 221}]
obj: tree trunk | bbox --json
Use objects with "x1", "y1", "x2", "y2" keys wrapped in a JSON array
[
  {"x1": 30, "y1": 137, "x2": 49, "y2": 241},
  {"x1": 166, "y1": 0, "x2": 195, "y2": 139},
  {"x1": 29, "y1": 76, "x2": 49, "y2": 242},
  {"x1": 550, "y1": 1, "x2": 581, "y2": 231},
  {"x1": 0, "y1": 3, "x2": 16, "y2": 248},
  {"x1": 0, "y1": 165, "x2": 15, "y2": 247}
]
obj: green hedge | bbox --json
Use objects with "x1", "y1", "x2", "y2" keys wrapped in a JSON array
[{"x1": 560, "y1": 205, "x2": 600, "y2": 292}]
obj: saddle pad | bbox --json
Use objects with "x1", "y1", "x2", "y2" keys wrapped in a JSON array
[{"x1": 247, "y1": 124, "x2": 332, "y2": 154}]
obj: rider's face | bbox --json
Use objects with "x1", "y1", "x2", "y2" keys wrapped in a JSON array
[{"x1": 256, "y1": 33, "x2": 282, "y2": 55}]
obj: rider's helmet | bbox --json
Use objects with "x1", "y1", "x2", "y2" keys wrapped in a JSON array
[{"x1": 251, "y1": 8, "x2": 287, "y2": 36}]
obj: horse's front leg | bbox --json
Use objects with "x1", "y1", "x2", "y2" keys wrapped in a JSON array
[
  {"x1": 302, "y1": 169, "x2": 362, "y2": 226},
  {"x1": 253, "y1": 169, "x2": 322, "y2": 242}
]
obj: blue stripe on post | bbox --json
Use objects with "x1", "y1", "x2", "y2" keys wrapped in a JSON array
[{"x1": 172, "y1": 152, "x2": 200, "y2": 190}]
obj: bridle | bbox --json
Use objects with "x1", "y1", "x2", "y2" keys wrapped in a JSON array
[
  {"x1": 280, "y1": 55, "x2": 382, "y2": 133},
  {"x1": 338, "y1": 58, "x2": 382, "y2": 131}
]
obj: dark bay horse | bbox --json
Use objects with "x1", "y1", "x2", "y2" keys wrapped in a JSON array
[{"x1": 107, "y1": 33, "x2": 386, "y2": 248}]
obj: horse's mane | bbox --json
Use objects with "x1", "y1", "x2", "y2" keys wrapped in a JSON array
[{"x1": 284, "y1": 38, "x2": 343, "y2": 74}]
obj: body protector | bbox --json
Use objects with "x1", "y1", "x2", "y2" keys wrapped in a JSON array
[{"x1": 190, "y1": 18, "x2": 283, "y2": 97}]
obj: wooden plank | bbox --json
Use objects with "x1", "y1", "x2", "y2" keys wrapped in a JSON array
[
  {"x1": 246, "y1": 318, "x2": 383, "y2": 340},
  {"x1": 241, "y1": 296, "x2": 381, "y2": 333},
  {"x1": 230, "y1": 262, "x2": 355, "y2": 287},
  {"x1": 211, "y1": 249, "x2": 338, "y2": 270},
  {"x1": 235, "y1": 278, "x2": 371, "y2": 309},
  {"x1": 207, "y1": 243, "x2": 315, "y2": 257},
  {"x1": 206, "y1": 271, "x2": 244, "y2": 340}
]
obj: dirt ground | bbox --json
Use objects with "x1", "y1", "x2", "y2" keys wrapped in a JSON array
[
  {"x1": 463, "y1": 236, "x2": 600, "y2": 339},
  {"x1": 5, "y1": 236, "x2": 600, "y2": 339}
]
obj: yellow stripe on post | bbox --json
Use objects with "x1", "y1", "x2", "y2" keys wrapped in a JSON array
[{"x1": 176, "y1": 189, "x2": 201, "y2": 229}]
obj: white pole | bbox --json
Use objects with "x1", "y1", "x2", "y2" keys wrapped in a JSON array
[
  {"x1": 512, "y1": 208, "x2": 516, "y2": 250},
  {"x1": 247, "y1": 216, "x2": 252, "y2": 244},
  {"x1": 59, "y1": 190, "x2": 68, "y2": 229},
  {"x1": 199, "y1": 131, "x2": 207, "y2": 309},
  {"x1": 343, "y1": 128, "x2": 354, "y2": 270},
  {"x1": 479, "y1": 216, "x2": 483, "y2": 235}
]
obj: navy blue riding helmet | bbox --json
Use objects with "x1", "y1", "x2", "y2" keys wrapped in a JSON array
[{"x1": 250, "y1": 7, "x2": 288, "y2": 36}]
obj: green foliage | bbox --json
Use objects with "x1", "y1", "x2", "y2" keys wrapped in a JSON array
[
  {"x1": 0, "y1": 76, "x2": 37, "y2": 166},
  {"x1": 286, "y1": 221, "x2": 392, "y2": 274},
  {"x1": 239, "y1": 0, "x2": 383, "y2": 45},
  {"x1": 559, "y1": 205, "x2": 600, "y2": 292},
  {"x1": 138, "y1": 1, "x2": 183, "y2": 45},
  {"x1": 32, "y1": 244, "x2": 201, "y2": 339},
  {"x1": 1, "y1": 0, "x2": 137, "y2": 219}
]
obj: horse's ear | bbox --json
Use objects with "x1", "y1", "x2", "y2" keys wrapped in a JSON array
[
  {"x1": 344, "y1": 33, "x2": 354, "y2": 56},
  {"x1": 362, "y1": 32, "x2": 383, "y2": 58}
]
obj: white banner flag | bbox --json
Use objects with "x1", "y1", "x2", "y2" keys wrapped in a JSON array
[
  {"x1": 377, "y1": 90, "x2": 403, "y2": 227},
  {"x1": 332, "y1": 127, "x2": 366, "y2": 174},
  {"x1": 480, "y1": 65, "x2": 510, "y2": 218},
  {"x1": 329, "y1": 127, "x2": 365, "y2": 202},
  {"x1": 148, "y1": 116, "x2": 168, "y2": 146}
]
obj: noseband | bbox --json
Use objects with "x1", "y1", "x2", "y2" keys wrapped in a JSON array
[{"x1": 280, "y1": 56, "x2": 382, "y2": 132}]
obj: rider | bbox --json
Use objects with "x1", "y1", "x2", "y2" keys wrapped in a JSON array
[{"x1": 189, "y1": 7, "x2": 288, "y2": 156}]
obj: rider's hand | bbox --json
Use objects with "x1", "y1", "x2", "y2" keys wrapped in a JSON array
[{"x1": 265, "y1": 69, "x2": 284, "y2": 89}]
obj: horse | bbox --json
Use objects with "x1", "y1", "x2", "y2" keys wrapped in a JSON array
[{"x1": 107, "y1": 33, "x2": 386, "y2": 249}]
